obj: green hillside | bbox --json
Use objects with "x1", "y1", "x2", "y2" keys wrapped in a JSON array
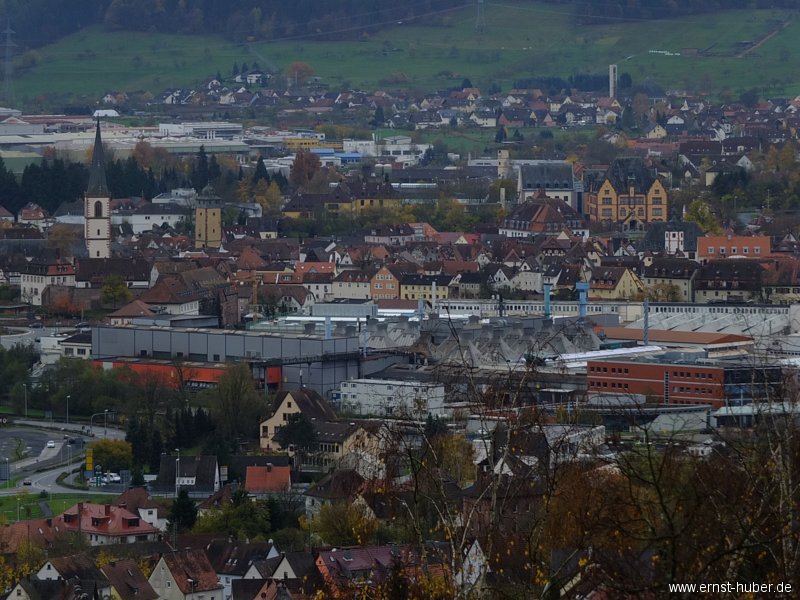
[{"x1": 10, "y1": 2, "x2": 800, "y2": 109}]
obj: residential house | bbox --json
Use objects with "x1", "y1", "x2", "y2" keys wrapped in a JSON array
[
  {"x1": 75, "y1": 258, "x2": 151, "y2": 289},
  {"x1": 499, "y1": 192, "x2": 587, "y2": 239},
  {"x1": 244, "y1": 464, "x2": 292, "y2": 496},
  {"x1": 332, "y1": 269, "x2": 376, "y2": 300},
  {"x1": 20, "y1": 259, "x2": 75, "y2": 306},
  {"x1": 364, "y1": 224, "x2": 416, "y2": 245},
  {"x1": 585, "y1": 158, "x2": 668, "y2": 229},
  {"x1": 206, "y1": 539, "x2": 278, "y2": 600},
  {"x1": 693, "y1": 260, "x2": 764, "y2": 303},
  {"x1": 17, "y1": 202, "x2": 49, "y2": 228},
  {"x1": 149, "y1": 549, "x2": 223, "y2": 600},
  {"x1": 113, "y1": 487, "x2": 170, "y2": 532},
  {"x1": 641, "y1": 257, "x2": 699, "y2": 302},
  {"x1": 108, "y1": 300, "x2": 158, "y2": 325},
  {"x1": 454, "y1": 271, "x2": 486, "y2": 298},
  {"x1": 52, "y1": 502, "x2": 159, "y2": 546},
  {"x1": 298, "y1": 271, "x2": 334, "y2": 302},
  {"x1": 304, "y1": 469, "x2": 365, "y2": 517},
  {"x1": 36, "y1": 554, "x2": 111, "y2": 597},
  {"x1": 138, "y1": 279, "x2": 201, "y2": 315},
  {"x1": 399, "y1": 274, "x2": 452, "y2": 301},
  {"x1": 260, "y1": 389, "x2": 337, "y2": 451},
  {"x1": 150, "y1": 455, "x2": 221, "y2": 499},
  {"x1": 0, "y1": 204, "x2": 14, "y2": 223},
  {"x1": 100, "y1": 558, "x2": 158, "y2": 600},
  {"x1": 696, "y1": 234, "x2": 771, "y2": 262},
  {"x1": 370, "y1": 266, "x2": 401, "y2": 301},
  {"x1": 589, "y1": 266, "x2": 643, "y2": 300}
]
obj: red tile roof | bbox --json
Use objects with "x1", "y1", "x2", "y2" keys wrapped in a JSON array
[
  {"x1": 55, "y1": 502, "x2": 159, "y2": 538},
  {"x1": 161, "y1": 549, "x2": 222, "y2": 594},
  {"x1": 245, "y1": 464, "x2": 292, "y2": 494}
]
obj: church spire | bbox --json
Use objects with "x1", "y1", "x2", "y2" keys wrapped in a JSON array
[{"x1": 87, "y1": 118, "x2": 108, "y2": 197}]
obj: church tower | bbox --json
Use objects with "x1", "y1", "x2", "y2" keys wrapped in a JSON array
[{"x1": 85, "y1": 120, "x2": 111, "y2": 258}]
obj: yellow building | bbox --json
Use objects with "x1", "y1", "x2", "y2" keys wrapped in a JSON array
[
  {"x1": 586, "y1": 158, "x2": 668, "y2": 229},
  {"x1": 399, "y1": 274, "x2": 452, "y2": 301},
  {"x1": 194, "y1": 185, "x2": 222, "y2": 249},
  {"x1": 589, "y1": 266, "x2": 644, "y2": 300}
]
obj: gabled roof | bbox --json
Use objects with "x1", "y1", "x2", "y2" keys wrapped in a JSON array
[
  {"x1": 101, "y1": 559, "x2": 158, "y2": 600},
  {"x1": 269, "y1": 388, "x2": 336, "y2": 421},
  {"x1": 244, "y1": 464, "x2": 292, "y2": 494},
  {"x1": 205, "y1": 539, "x2": 275, "y2": 577},
  {"x1": 76, "y1": 258, "x2": 151, "y2": 283},
  {"x1": 150, "y1": 455, "x2": 219, "y2": 494},
  {"x1": 55, "y1": 503, "x2": 159, "y2": 538},
  {"x1": 305, "y1": 468, "x2": 364, "y2": 500},
  {"x1": 160, "y1": 549, "x2": 222, "y2": 594},
  {"x1": 46, "y1": 553, "x2": 109, "y2": 584},
  {"x1": 108, "y1": 299, "x2": 156, "y2": 319}
]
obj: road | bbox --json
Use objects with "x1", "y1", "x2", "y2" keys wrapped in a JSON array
[{"x1": 1, "y1": 420, "x2": 124, "y2": 495}]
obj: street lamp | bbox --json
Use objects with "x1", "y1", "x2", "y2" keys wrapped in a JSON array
[
  {"x1": 175, "y1": 449, "x2": 180, "y2": 498},
  {"x1": 66, "y1": 395, "x2": 70, "y2": 425},
  {"x1": 4, "y1": 457, "x2": 8, "y2": 489},
  {"x1": 22, "y1": 384, "x2": 27, "y2": 418},
  {"x1": 104, "y1": 409, "x2": 109, "y2": 437}
]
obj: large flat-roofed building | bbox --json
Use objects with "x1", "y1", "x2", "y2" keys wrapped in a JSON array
[
  {"x1": 335, "y1": 378, "x2": 446, "y2": 418},
  {"x1": 91, "y1": 325, "x2": 362, "y2": 395},
  {"x1": 587, "y1": 354, "x2": 781, "y2": 409}
]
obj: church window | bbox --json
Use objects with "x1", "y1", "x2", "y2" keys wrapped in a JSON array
[{"x1": 93, "y1": 201, "x2": 103, "y2": 218}]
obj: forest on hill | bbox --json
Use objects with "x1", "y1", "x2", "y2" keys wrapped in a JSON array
[{"x1": 1, "y1": 0, "x2": 796, "y2": 50}]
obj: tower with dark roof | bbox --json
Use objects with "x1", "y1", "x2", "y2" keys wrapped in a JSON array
[{"x1": 85, "y1": 119, "x2": 111, "y2": 258}]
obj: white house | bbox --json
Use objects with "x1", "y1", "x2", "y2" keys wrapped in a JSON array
[
  {"x1": 20, "y1": 260, "x2": 75, "y2": 306},
  {"x1": 335, "y1": 379, "x2": 446, "y2": 418}
]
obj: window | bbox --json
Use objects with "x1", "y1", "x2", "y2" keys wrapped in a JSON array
[
  {"x1": 213, "y1": 354, "x2": 220, "y2": 361},
  {"x1": 743, "y1": 247, "x2": 749, "y2": 254}
]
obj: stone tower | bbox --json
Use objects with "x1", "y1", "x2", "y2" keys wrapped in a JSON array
[
  {"x1": 195, "y1": 184, "x2": 222, "y2": 249},
  {"x1": 85, "y1": 120, "x2": 111, "y2": 258}
]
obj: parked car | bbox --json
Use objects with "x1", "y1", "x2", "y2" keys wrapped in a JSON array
[
  {"x1": 22, "y1": 479, "x2": 31, "y2": 486},
  {"x1": 46, "y1": 440, "x2": 55, "y2": 448}
]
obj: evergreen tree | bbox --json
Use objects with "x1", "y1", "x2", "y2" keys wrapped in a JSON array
[
  {"x1": 168, "y1": 489, "x2": 197, "y2": 533},
  {"x1": 192, "y1": 145, "x2": 210, "y2": 190},
  {"x1": 148, "y1": 429, "x2": 163, "y2": 472},
  {"x1": 232, "y1": 62, "x2": 239, "y2": 76},
  {"x1": 252, "y1": 155, "x2": 269, "y2": 184},
  {"x1": 208, "y1": 154, "x2": 221, "y2": 181}
]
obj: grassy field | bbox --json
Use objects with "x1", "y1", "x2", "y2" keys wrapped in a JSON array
[{"x1": 10, "y1": 2, "x2": 800, "y2": 109}]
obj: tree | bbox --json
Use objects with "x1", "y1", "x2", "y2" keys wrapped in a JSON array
[
  {"x1": 191, "y1": 145, "x2": 210, "y2": 190},
  {"x1": 304, "y1": 502, "x2": 378, "y2": 546},
  {"x1": 194, "y1": 489, "x2": 271, "y2": 539},
  {"x1": 168, "y1": 489, "x2": 197, "y2": 533},
  {"x1": 273, "y1": 413, "x2": 316, "y2": 467},
  {"x1": 289, "y1": 149, "x2": 321, "y2": 189},
  {"x1": 207, "y1": 362, "x2": 263, "y2": 448},
  {"x1": 251, "y1": 155, "x2": 269, "y2": 185},
  {"x1": 372, "y1": 105, "x2": 385, "y2": 126},
  {"x1": 683, "y1": 198, "x2": 722, "y2": 234},
  {"x1": 619, "y1": 72, "x2": 633, "y2": 89},
  {"x1": 100, "y1": 275, "x2": 132, "y2": 308},
  {"x1": 285, "y1": 61, "x2": 313, "y2": 87},
  {"x1": 88, "y1": 439, "x2": 133, "y2": 473}
]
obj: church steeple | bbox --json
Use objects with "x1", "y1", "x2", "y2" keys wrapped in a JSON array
[{"x1": 87, "y1": 119, "x2": 108, "y2": 197}]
